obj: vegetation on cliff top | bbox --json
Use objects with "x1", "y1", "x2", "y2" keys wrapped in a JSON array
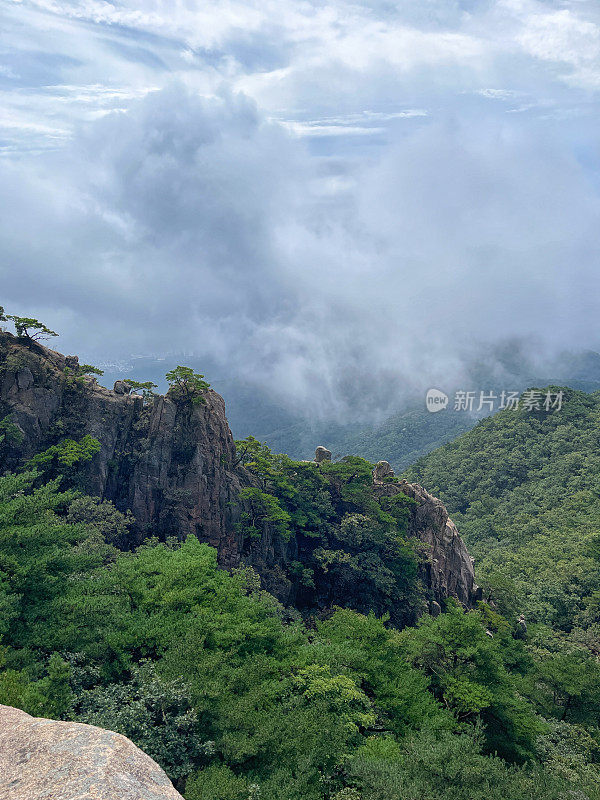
[{"x1": 234, "y1": 436, "x2": 420, "y2": 624}]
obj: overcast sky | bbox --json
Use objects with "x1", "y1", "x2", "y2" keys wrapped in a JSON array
[{"x1": 1, "y1": 0, "x2": 599, "y2": 418}]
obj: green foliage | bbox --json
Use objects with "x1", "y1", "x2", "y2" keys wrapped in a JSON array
[
  {"x1": 24, "y1": 435, "x2": 101, "y2": 481},
  {"x1": 536, "y1": 718, "x2": 600, "y2": 786},
  {"x1": 0, "y1": 415, "x2": 22, "y2": 448},
  {"x1": 63, "y1": 363, "x2": 104, "y2": 387},
  {"x1": 401, "y1": 602, "x2": 543, "y2": 761},
  {"x1": 78, "y1": 363, "x2": 103, "y2": 376},
  {"x1": 348, "y1": 728, "x2": 583, "y2": 800},
  {"x1": 311, "y1": 609, "x2": 448, "y2": 736},
  {"x1": 535, "y1": 649, "x2": 600, "y2": 725},
  {"x1": 186, "y1": 765, "x2": 249, "y2": 800},
  {"x1": 0, "y1": 651, "x2": 73, "y2": 719},
  {"x1": 0, "y1": 451, "x2": 599, "y2": 797},
  {"x1": 124, "y1": 379, "x2": 158, "y2": 401},
  {"x1": 234, "y1": 441, "x2": 419, "y2": 624},
  {"x1": 166, "y1": 366, "x2": 210, "y2": 405},
  {"x1": 76, "y1": 660, "x2": 206, "y2": 780},
  {"x1": 405, "y1": 387, "x2": 600, "y2": 632},
  {"x1": 66, "y1": 495, "x2": 134, "y2": 548},
  {"x1": 5, "y1": 315, "x2": 58, "y2": 341},
  {"x1": 233, "y1": 435, "x2": 274, "y2": 471},
  {"x1": 0, "y1": 414, "x2": 23, "y2": 465},
  {"x1": 237, "y1": 487, "x2": 291, "y2": 539},
  {"x1": 0, "y1": 471, "x2": 116, "y2": 657}
]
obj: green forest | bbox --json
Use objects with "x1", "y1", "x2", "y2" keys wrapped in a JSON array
[
  {"x1": 1, "y1": 380, "x2": 600, "y2": 799},
  {"x1": 405, "y1": 386, "x2": 600, "y2": 638}
]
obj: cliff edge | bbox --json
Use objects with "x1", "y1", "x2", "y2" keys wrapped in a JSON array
[{"x1": 0, "y1": 333, "x2": 477, "y2": 612}]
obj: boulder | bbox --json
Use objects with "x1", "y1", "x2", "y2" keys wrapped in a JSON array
[
  {"x1": 514, "y1": 614, "x2": 528, "y2": 639},
  {"x1": 373, "y1": 460, "x2": 394, "y2": 482},
  {"x1": 113, "y1": 379, "x2": 131, "y2": 395},
  {"x1": 314, "y1": 445, "x2": 332, "y2": 463},
  {"x1": 0, "y1": 705, "x2": 183, "y2": 800},
  {"x1": 430, "y1": 600, "x2": 442, "y2": 617}
]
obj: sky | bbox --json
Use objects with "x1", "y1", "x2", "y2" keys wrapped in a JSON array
[{"x1": 0, "y1": 0, "x2": 599, "y2": 420}]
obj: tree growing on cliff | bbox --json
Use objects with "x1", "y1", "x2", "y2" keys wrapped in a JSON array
[
  {"x1": 4, "y1": 314, "x2": 58, "y2": 342},
  {"x1": 236, "y1": 486, "x2": 292, "y2": 539},
  {"x1": 124, "y1": 379, "x2": 158, "y2": 402},
  {"x1": 64, "y1": 363, "x2": 104, "y2": 387},
  {"x1": 24, "y1": 435, "x2": 101, "y2": 485},
  {"x1": 165, "y1": 366, "x2": 210, "y2": 406}
]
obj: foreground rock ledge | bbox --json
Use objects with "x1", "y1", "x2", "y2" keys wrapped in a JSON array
[{"x1": 0, "y1": 705, "x2": 183, "y2": 800}]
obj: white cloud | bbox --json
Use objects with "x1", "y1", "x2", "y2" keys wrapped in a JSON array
[
  {"x1": 0, "y1": 1, "x2": 599, "y2": 418},
  {"x1": 1, "y1": 83, "x2": 599, "y2": 420},
  {"x1": 515, "y1": 6, "x2": 600, "y2": 87}
]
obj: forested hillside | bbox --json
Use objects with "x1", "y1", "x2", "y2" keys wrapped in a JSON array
[
  {"x1": 1, "y1": 470, "x2": 600, "y2": 800},
  {"x1": 1, "y1": 326, "x2": 600, "y2": 799},
  {"x1": 405, "y1": 386, "x2": 600, "y2": 638}
]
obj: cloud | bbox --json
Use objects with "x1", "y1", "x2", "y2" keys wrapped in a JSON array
[
  {"x1": 509, "y1": 2, "x2": 600, "y2": 89},
  {"x1": 0, "y1": 1, "x2": 599, "y2": 421},
  {"x1": 1, "y1": 82, "x2": 599, "y2": 421}
]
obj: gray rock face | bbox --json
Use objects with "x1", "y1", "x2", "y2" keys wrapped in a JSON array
[
  {"x1": 373, "y1": 460, "x2": 394, "y2": 482},
  {"x1": 0, "y1": 333, "x2": 245, "y2": 559},
  {"x1": 113, "y1": 379, "x2": 132, "y2": 395},
  {"x1": 64, "y1": 355, "x2": 80, "y2": 370},
  {"x1": 374, "y1": 478, "x2": 479, "y2": 607},
  {"x1": 0, "y1": 705, "x2": 183, "y2": 800}
]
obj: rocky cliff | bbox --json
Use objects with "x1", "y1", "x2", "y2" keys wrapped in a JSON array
[
  {"x1": 0, "y1": 333, "x2": 245, "y2": 560},
  {"x1": 374, "y1": 478, "x2": 478, "y2": 610},
  {"x1": 0, "y1": 333, "x2": 477, "y2": 611},
  {"x1": 0, "y1": 705, "x2": 183, "y2": 800}
]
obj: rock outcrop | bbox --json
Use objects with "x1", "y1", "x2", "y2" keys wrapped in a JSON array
[
  {"x1": 0, "y1": 705, "x2": 183, "y2": 800},
  {"x1": 375, "y1": 479, "x2": 479, "y2": 607},
  {"x1": 373, "y1": 460, "x2": 394, "y2": 482},
  {"x1": 0, "y1": 333, "x2": 477, "y2": 610},
  {"x1": 314, "y1": 445, "x2": 332, "y2": 463},
  {"x1": 0, "y1": 333, "x2": 245, "y2": 559},
  {"x1": 113, "y1": 379, "x2": 132, "y2": 395}
]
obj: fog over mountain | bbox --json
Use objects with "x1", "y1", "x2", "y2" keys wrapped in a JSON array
[{"x1": 1, "y1": 0, "x2": 599, "y2": 421}]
